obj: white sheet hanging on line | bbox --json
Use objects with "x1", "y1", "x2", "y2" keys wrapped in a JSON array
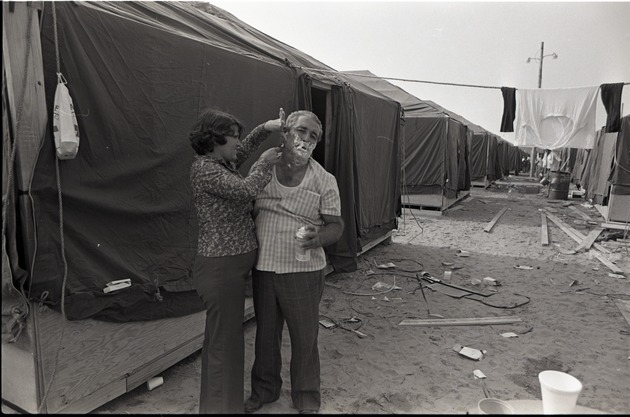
[{"x1": 514, "y1": 86, "x2": 599, "y2": 150}]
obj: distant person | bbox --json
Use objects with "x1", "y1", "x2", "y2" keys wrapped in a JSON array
[
  {"x1": 244, "y1": 110, "x2": 344, "y2": 415},
  {"x1": 189, "y1": 108, "x2": 283, "y2": 414},
  {"x1": 536, "y1": 153, "x2": 544, "y2": 177},
  {"x1": 548, "y1": 150, "x2": 562, "y2": 172}
]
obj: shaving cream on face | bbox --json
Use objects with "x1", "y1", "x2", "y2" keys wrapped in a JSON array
[{"x1": 290, "y1": 132, "x2": 316, "y2": 166}]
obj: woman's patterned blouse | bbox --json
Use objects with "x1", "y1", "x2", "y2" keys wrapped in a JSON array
[{"x1": 190, "y1": 124, "x2": 273, "y2": 257}]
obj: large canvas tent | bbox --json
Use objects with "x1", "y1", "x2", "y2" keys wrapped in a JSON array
[
  {"x1": 2, "y1": 1, "x2": 402, "y2": 412},
  {"x1": 343, "y1": 70, "x2": 471, "y2": 211},
  {"x1": 469, "y1": 132, "x2": 503, "y2": 186},
  {"x1": 5, "y1": 0, "x2": 402, "y2": 322},
  {"x1": 573, "y1": 116, "x2": 630, "y2": 220}
]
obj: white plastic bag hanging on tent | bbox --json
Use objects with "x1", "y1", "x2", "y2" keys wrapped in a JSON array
[{"x1": 53, "y1": 73, "x2": 79, "y2": 159}]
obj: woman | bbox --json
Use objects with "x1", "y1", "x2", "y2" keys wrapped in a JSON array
[{"x1": 189, "y1": 108, "x2": 283, "y2": 413}]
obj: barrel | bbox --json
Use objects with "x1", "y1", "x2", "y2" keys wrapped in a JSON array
[{"x1": 548, "y1": 171, "x2": 571, "y2": 200}]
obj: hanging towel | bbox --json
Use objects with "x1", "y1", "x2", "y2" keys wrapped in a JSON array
[
  {"x1": 514, "y1": 86, "x2": 599, "y2": 150},
  {"x1": 53, "y1": 75, "x2": 80, "y2": 159},
  {"x1": 600, "y1": 83, "x2": 624, "y2": 133},
  {"x1": 500, "y1": 87, "x2": 517, "y2": 132}
]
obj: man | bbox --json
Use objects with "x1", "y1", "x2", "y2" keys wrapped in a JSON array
[{"x1": 245, "y1": 110, "x2": 344, "y2": 414}]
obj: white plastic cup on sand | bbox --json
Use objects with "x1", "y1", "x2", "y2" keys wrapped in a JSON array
[
  {"x1": 538, "y1": 370, "x2": 583, "y2": 414},
  {"x1": 477, "y1": 398, "x2": 515, "y2": 414}
]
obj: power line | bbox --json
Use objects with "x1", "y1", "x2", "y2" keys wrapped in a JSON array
[{"x1": 297, "y1": 66, "x2": 630, "y2": 90}]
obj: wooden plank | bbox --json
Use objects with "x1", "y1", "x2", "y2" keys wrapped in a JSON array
[
  {"x1": 600, "y1": 222, "x2": 630, "y2": 231},
  {"x1": 545, "y1": 212, "x2": 610, "y2": 254},
  {"x1": 35, "y1": 308, "x2": 206, "y2": 413},
  {"x1": 126, "y1": 333, "x2": 204, "y2": 390},
  {"x1": 398, "y1": 316, "x2": 522, "y2": 327},
  {"x1": 1, "y1": 313, "x2": 39, "y2": 414},
  {"x1": 591, "y1": 252, "x2": 625, "y2": 275},
  {"x1": 546, "y1": 213, "x2": 623, "y2": 274},
  {"x1": 484, "y1": 207, "x2": 508, "y2": 233},
  {"x1": 57, "y1": 378, "x2": 126, "y2": 414},
  {"x1": 541, "y1": 212, "x2": 549, "y2": 246},
  {"x1": 569, "y1": 205, "x2": 593, "y2": 220},
  {"x1": 574, "y1": 227, "x2": 603, "y2": 252}
]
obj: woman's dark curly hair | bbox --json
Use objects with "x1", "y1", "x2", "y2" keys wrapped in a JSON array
[{"x1": 189, "y1": 108, "x2": 244, "y2": 155}]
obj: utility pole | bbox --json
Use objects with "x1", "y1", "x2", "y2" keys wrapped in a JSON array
[{"x1": 526, "y1": 41, "x2": 558, "y2": 177}]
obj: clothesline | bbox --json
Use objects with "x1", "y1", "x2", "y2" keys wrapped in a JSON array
[{"x1": 296, "y1": 66, "x2": 630, "y2": 90}]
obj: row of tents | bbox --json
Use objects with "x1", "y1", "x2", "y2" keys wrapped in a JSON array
[
  {"x1": 2, "y1": 1, "x2": 521, "y2": 324},
  {"x1": 570, "y1": 115, "x2": 630, "y2": 223},
  {"x1": 4, "y1": 2, "x2": 622, "y2": 414}
]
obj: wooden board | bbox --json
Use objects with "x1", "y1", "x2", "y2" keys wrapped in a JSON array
[
  {"x1": 545, "y1": 212, "x2": 611, "y2": 254},
  {"x1": 484, "y1": 207, "x2": 508, "y2": 233},
  {"x1": 574, "y1": 227, "x2": 603, "y2": 252},
  {"x1": 540, "y1": 212, "x2": 549, "y2": 246},
  {"x1": 600, "y1": 222, "x2": 630, "y2": 231},
  {"x1": 14, "y1": 308, "x2": 206, "y2": 414},
  {"x1": 398, "y1": 316, "x2": 522, "y2": 327},
  {"x1": 402, "y1": 190, "x2": 470, "y2": 213},
  {"x1": 546, "y1": 213, "x2": 623, "y2": 274}
]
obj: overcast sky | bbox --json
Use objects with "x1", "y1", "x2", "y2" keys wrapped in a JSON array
[{"x1": 210, "y1": 0, "x2": 630, "y2": 142}]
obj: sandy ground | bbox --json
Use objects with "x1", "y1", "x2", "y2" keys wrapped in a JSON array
[{"x1": 91, "y1": 176, "x2": 630, "y2": 414}]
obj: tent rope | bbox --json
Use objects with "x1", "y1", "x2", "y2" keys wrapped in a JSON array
[
  {"x1": 37, "y1": 3, "x2": 70, "y2": 412},
  {"x1": 297, "y1": 66, "x2": 630, "y2": 90}
]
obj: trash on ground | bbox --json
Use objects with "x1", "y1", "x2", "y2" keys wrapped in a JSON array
[
  {"x1": 376, "y1": 262, "x2": 396, "y2": 269},
  {"x1": 365, "y1": 269, "x2": 375, "y2": 276},
  {"x1": 147, "y1": 376, "x2": 164, "y2": 391},
  {"x1": 473, "y1": 369, "x2": 487, "y2": 379},
  {"x1": 514, "y1": 265, "x2": 533, "y2": 270},
  {"x1": 482, "y1": 277, "x2": 498, "y2": 286},
  {"x1": 471, "y1": 278, "x2": 482, "y2": 286},
  {"x1": 353, "y1": 330, "x2": 367, "y2": 338},
  {"x1": 456, "y1": 250, "x2": 471, "y2": 257},
  {"x1": 608, "y1": 273, "x2": 626, "y2": 279},
  {"x1": 319, "y1": 318, "x2": 337, "y2": 329},
  {"x1": 383, "y1": 296, "x2": 390, "y2": 301},
  {"x1": 500, "y1": 332, "x2": 519, "y2": 338},
  {"x1": 442, "y1": 261, "x2": 454, "y2": 266},
  {"x1": 443, "y1": 271, "x2": 452, "y2": 280},
  {"x1": 453, "y1": 344, "x2": 485, "y2": 361},
  {"x1": 371, "y1": 281, "x2": 402, "y2": 291}
]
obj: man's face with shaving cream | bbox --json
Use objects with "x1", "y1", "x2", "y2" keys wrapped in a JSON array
[{"x1": 284, "y1": 115, "x2": 321, "y2": 166}]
